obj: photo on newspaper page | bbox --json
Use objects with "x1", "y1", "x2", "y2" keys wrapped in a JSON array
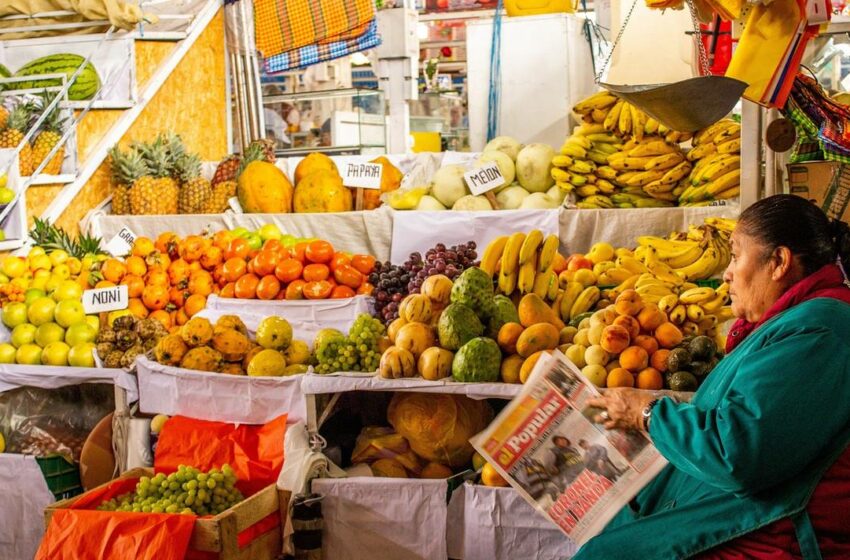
[{"x1": 471, "y1": 351, "x2": 668, "y2": 546}]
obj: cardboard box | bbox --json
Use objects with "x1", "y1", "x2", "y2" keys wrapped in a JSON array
[
  {"x1": 787, "y1": 161, "x2": 850, "y2": 224},
  {"x1": 44, "y1": 468, "x2": 290, "y2": 560}
]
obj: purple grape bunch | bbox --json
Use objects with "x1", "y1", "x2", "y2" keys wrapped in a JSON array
[{"x1": 369, "y1": 261, "x2": 410, "y2": 324}]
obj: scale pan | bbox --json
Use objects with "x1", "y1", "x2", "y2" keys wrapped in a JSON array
[{"x1": 601, "y1": 76, "x2": 748, "y2": 132}]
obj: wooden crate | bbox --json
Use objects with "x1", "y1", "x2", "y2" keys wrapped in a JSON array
[{"x1": 45, "y1": 468, "x2": 290, "y2": 560}]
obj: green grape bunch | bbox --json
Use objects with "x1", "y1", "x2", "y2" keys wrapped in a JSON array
[
  {"x1": 97, "y1": 464, "x2": 244, "y2": 516},
  {"x1": 315, "y1": 314, "x2": 386, "y2": 374}
]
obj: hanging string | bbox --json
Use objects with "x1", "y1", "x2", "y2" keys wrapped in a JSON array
[{"x1": 486, "y1": 0, "x2": 503, "y2": 143}]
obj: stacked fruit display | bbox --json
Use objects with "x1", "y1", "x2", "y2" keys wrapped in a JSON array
[
  {"x1": 153, "y1": 315, "x2": 311, "y2": 376},
  {"x1": 96, "y1": 314, "x2": 168, "y2": 369},
  {"x1": 480, "y1": 229, "x2": 564, "y2": 300},
  {"x1": 0, "y1": 287, "x2": 98, "y2": 367},
  {"x1": 680, "y1": 119, "x2": 741, "y2": 205},
  {"x1": 97, "y1": 464, "x2": 243, "y2": 516},
  {"x1": 314, "y1": 314, "x2": 387, "y2": 374},
  {"x1": 559, "y1": 288, "x2": 723, "y2": 391}
]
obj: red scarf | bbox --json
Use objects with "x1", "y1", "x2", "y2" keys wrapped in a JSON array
[{"x1": 725, "y1": 264, "x2": 850, "y2": 353}]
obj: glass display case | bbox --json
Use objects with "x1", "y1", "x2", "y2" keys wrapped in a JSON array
[{"x1": 262, "y1": 88, "x2": 387, "y2": 157}]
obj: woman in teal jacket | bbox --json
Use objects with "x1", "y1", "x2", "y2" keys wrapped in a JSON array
[{"x1": 581, "y1": 195, "x2": 850, "y2": 559}]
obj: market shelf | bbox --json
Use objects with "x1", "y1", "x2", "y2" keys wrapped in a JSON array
[
  {"x1": 28, "y1": 174, "x2": 76, "y2": 185},
  {"x1": 62, "y1": 100, "x2": 136, "y2": 111},
  {"x1": 301, "y1": 372, "x2": 521, "y2": 400}
]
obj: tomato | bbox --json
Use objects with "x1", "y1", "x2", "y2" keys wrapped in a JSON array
[
  {"x1": 234, "y1": 273, "x2": 260, "y2": 299},
  {"x1": 200, "y1": 246, "x2": 224, "y2": 271},
  {"x1": 253, "y1": 250, "x2": 280, "y2": 277},
  {"x1": 330, "y1": 285, "x2": 356, "y2": 299},
  {"x1": 220, "y1": 282, "x2": 236, "y2": 298},
  {"x1": 184, "y1": 294, "x2": 207, "y2": 317},
  {"x1": 305, "y1": 240, "x2": 334, "y2": 264},
  {"x1": 225, "y1": 238, "x2": 251, "y2": 261},
  {"x1": 333, "y1": 264, "x2": 363, "y2": 289},
  {"x1": 274, "y1": 259, "x2": 303, "y2": 283},
  {"x1": 120, "y1": 274, "x2": 145, "y2": 298},
  {"x1": 329, "y1": 252, "x2": 351, "y2": 273},
  {"x1": 303, "y1": 263, "x2": 330, "y2": 282},
  {"x1": 222, "y1": 258, "x2": 247, "y2": 283},
  {"x1": 291, "y1": 242, "x2": 308, "y2": 264},
  {"x1": 303, "y1": 280, "x2": 333, "y2": 299},
  {"x1": 285, "y1": 279, "x2": 306, "y2": 300},
  {"x1": 350, "y1": 254, "x2": 376, "y2": 275},
  {"x1": 356, "y1": 282, "x2": 374, "y2": 296},
  {"x1": 256, "y1": 275, "x2": 281, "y2": 300}
]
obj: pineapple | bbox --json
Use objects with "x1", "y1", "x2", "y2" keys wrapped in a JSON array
[
  {"x1": 0, "y1": 103, "x2": 34, "y2": 176},
  {"x1": 129, "y1": 136, "x2": 179, "y2": 215},
  {"x1": 202, "y1": 142, "x2": 266, "y2": 213},
  {"x1": 176, "y1": 151, "x2": 212, "y2": 214},
  {"x1": 252, "y1": 138, "x2": 277, "y2": 163},
  {"x1": 29, "y1": 218, "x2": 106, "y2": 258},
  {"x1": 211, "y1": 153, "x2": 241, "y2": 187},
  {"x1": 109, "y1": 146, "x2": 147, "y2": 216},
  {"x1": 32, "y1": 92, "x2": 67, "y2": 175},
  {"x1": 0, "y1": 105, "x2": 8, "y2": 130}
]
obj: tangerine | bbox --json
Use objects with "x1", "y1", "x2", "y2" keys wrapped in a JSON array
[
  {"x1": 357, "y1": 282, "x2": 374, "y2": 296},
  {"x1": 274, "y1": 259, "x2": 303, "y2": 283},
  {"x1": 333, "y1": 264, "x2": 363, "y2": 289},
  {"x1": 220, "y1": 283, "x2": 236, "y2": 298},
  {"x1": 330, "y1": 285, "x2": 356, "y2": 298},
  {"x1": 222, "y1": 258, "x2": 247, "y2": 283},
  {"x1": 234, "y1": 274, "x2": 260, "y2": 299},
  {"x1": 350, "y1": 254, "x2": 376, "y2": 275},
  {"x1": 606, "y1": 367, "x2": 635, "y2": 388},
  {"x1": 329, "y1": 252, "x2": 351, "y2": 272},
  {"x1": 305, "y1": 240, "x2": 334, "y2": 264},
  {"x1": 304, "y1": 280, "x2": 333, "y2": 299},
  {"x1": 285, "y1": 279, "x2": 306, "y2": 300},
  {"x1": 253, "y1": 251, "x2": 279, "y2": 277},
  {"x1": 303, "y1": 263, "x2": 330, "y2": 282},
  {"x1": 256, "y1": 275, "x2": 281, "y2": 300},
  {"x1": 636, "y1": 367, "x2": 664, "y2": 390},
  {"x1": 225, "y1": 238, "x2": 250, "y2": 261}
]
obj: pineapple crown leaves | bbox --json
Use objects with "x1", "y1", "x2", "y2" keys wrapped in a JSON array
[
  {"x1": 109, "y1": 145, "x2": 149, "y2": 185},
  {"x1": 34, "y1": 91, "x2": 68, "y2": 135},
  {"x1": 173, "y1": 151, "x2": 203, "y2": 183},
  {"x1": 236, "y1": 141, "x2": 269, "y2": 177},
  {"x1": 27, "y1": 218, "x2": 105, "y2": 258},
  {"x1": 133, "y1": 136, "x2": 173, "y2": 179},
  {"x1": 5, "y1": 101, "x2": 35, "y2": 132}
]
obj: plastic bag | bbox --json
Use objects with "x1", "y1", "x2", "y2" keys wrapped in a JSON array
[
  {"x1": 350, "y1": 426, "x2": 426, "y2": 475},
  {"x1": 387, "y1": 393, "x2": 493, "y2": 468},
  {"x1": 0, "y1": 384, "x2": 114, "y2": 461}
]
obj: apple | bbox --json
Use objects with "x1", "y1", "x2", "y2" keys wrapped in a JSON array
[
  {"x1": 230, "y1": 227, "x2": 250, "y2": 239},
  {"x1": 280, "y1": 234, "x2": 298, "y2": 248},
  {"x1": 27, "y1": 297, "x2": 57, "y2": 327},
  {"x1": 48, "y1": 250, "x2": 69, "y2": 267},
  {"x1": 36, "y1": 323, "x2": 66, "y2": 347},
  {"x1": 0, "y1": 186, "x2": 14, "y2": 204},
  {"x1": 23, "y1": 289, "x2": 46, "y2": 306},
  {"x1": 16, "y1": 344, "x2": 42, "y2": 365},
  {"x1": 53, "y1": 280, "x2": 83, "y2": 302},
  {"x1": 245, "y1": 233, "x2": 262, "y2": 251},
  {"x1": 68, "y1": 342, "x2": 96, "y2": 367},
  {"x1": 54, "y1": 300, "x2": 86, "y2": 328},
  {"x1": 52, "y1": 264, "x2": 71, "y2": 280},
  {"x1": 11, "y1": 323, "x2": 37, "y2": 348},
  {"x1": 1, "y1": 302, "x2": 27, "y2": 328},
  {"x1": 65, "y1": 323, "x2": 96, "y2": 347},
  {"x1": 2, "y1": 256, "x2": 26, "y2": 278},
  {"x1": 41, "y1": 341, "x2": 70, "y2": 366},
  {"x1": 85, "y1": 315, "x2": 100, "y2": 335},
  {"x1": 258, "y1": 224, "x2": 283, "y2": 241},
  {"x1": 28, "y1": 254, "x2": 52, "y2": 272},
  {"x1": 0, "y1": 343, "x2": 16, "y2": 363}
]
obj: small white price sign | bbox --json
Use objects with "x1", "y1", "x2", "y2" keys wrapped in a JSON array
[
  {"x1": 342, "y1": 162, "x2": 383, "y2": 189},
  {"x1": 83, "y1": 285, "x2": 129, "y2": 314},
  {"x1": 104, "y1": 227, "x2": 137, "y2": 257},
  {"x1": 464, "y1": 162, "x2": 506, "y2": 196}
]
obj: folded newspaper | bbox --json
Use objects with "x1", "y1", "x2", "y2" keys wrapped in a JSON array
[{"x1": 472, "y1": 351, "x2": 668, "y2": 546}]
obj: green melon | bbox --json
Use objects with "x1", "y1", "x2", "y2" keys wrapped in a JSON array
[
  {"x1": 0, "y1": 64, "x2": 10, "y2": 92},
  {"x1": 12, "y1": 54, "x2": 100, "y2": 100}
]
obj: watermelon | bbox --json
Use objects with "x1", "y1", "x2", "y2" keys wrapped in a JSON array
[
  {"x1": 0, "y1": 64, "x2": 10, "y2": 92},
  {"x1": 11, "y1": 54, "x2": 100, "y2": 100}
]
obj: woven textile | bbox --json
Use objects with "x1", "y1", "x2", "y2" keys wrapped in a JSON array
[
  {"x1": 783, "y1": 75, "x2": 850, "y2": 164},
  {"x1": 263, "y1": 18, "x2": 380, "y2": 73},
  {"x1": 254, "y1": 0, "x2": 376, "y2": 58}
]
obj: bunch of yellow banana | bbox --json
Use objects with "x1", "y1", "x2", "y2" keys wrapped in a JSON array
[
  {"x1": 572, "y1": 91, "x2": 619, "y2": 120},
  {"x1": 658, "y1": 283, "x2": 734, "y2": 337},
  {"x1": 681, "y1": 119, "x2": 741, "y2": 205},
  {"x1": 556, "y1": 281, "x2": 601, "y2": 322},
  {"x1": 480, "y1": 230, "x2": 562, "y2": 300}
]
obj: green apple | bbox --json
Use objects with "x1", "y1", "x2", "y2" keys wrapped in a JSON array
[
  {"x1": 16, "y1": 343, "x2": 42, "y2": 365},
  {"x1": 85, "y1": 315, "x2": 100, "y2": 335},
  {"x1": 27, "y1": 297, "x2": 57, "y2": 327},
  {"x1": 24, "y1": 288, "x2": 46, "y2": 306},
  {"x1": 10, "y1": 323, "x2": 37, "y2": 348},
  {"x1": 65, "y1": 323, "x2": 96, "y2": 347},
  {"x1": 0, "y1": 187, "x2": 12, "y2": 205},
  {"x1": 52, "y1": 280, "x2": 83, "y2": 302},
  {"x1": 0, "y1": 343, "x2": 16, "y2": 363},
  {"x1": 1, "y1": 302, "x2": 27, "y2": 328},
  {"x1": 54, "y1": 299, "x2": 86, "y2": 328},
  {"x1": 280, "y1": 234, "x2": 298, "y2": 248},
  {"x1": 258, "y1": 224, "x2": 283, "y2": 242},
  {"x1": 48, "y1": 250, "x2": 69, "y2": 267},
  {"x1": 230, "y1": 226, "x2": 250, "y2": 239},
  {"x1": 68, "y1": 342, "x2": 96, "y2": 368},
  {"x1": 2, "y1": 256, "x2": 26, "y2": 279},
  {"x1": 245, "y1": 233, "x2": 262, "y2": 251},
  {"x1": 35, "y1": 323, "x2": 66, "y2": 347},
  {"x1": 41, "y1": 341, "x2": 70, "y2": 366}
]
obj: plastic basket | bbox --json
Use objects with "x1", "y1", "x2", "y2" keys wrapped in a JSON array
[{"x1": 36, "y1": 455, "x2": 83, "y2": 501}]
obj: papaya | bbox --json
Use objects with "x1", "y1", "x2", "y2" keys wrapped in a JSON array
[
  {"x1": 515, "y1": 323, "x2": 560, "y2": 358},
  {"x1": 237, "y1": 161, "x2": 293, "y2": 213},
  {"x1": 518, "y1": 294, "x2": 565, "y2": 329},
  {"x1": 360, "y1": 156, "x2": 403, "y2": 210},
  {"x1": 294, "y1": 153, "x2": 339, "y2": 184},
  {"x1": 293, "y1": 169, "x2": 353, "y2": 213}
]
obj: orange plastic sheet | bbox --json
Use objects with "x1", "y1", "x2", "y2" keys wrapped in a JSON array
[
  {"x1": 36, "y1": 478, "x2": 195, "y2": 560},
  {"x1": 154, "y1": 414, "x2": 288, "y2": 496}
]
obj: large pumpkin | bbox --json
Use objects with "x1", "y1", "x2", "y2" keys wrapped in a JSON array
[
  {"x1": 293, "y1": 169, "x2": 353, "y2": 213},
  {"x1": 237, "y1": 161, "x2": 293, "y2": 213},
  {"x1": 294, "y1": 153, "x2": 339, "y2": 185},
  {"x1": 360, "y1": 156, "x2": 404, "y2": 210}
]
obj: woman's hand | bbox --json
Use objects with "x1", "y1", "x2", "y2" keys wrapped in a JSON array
[{"x1": 587, "y1": 389, "x2": 658, "y2": 431}]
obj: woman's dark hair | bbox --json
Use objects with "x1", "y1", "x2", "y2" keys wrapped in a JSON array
[{"x1": 738, "y1": 194, "x2": 850, "y2": 276}]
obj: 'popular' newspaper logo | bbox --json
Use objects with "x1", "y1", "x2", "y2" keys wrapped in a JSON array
[{"x1": 503, "y1": 392, "x2": 566, "y2": 465}]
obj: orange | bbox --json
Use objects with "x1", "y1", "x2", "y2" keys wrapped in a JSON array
[
  {"x1": 650, "y1": 349, "x2": 671, "y2": 373},
  {"x1": 220, "y1": 283, "x2": 235, "y2": 299},
  {"x1": 261, "y1": 239, "x2": 284, "y2": 254},
  {"x1": 225, "y1": 238, "x2": 250, "y2": 261},
  {"x1": 333, "y1": 264, "x2": 363, "y2": 289},
  {"x1": 222, "y1": 258, "x2": 248, "y2": 283},
  {"x1": 329, "y1": 252, "x2": 351, "y2": 273},
  {"x1": 285, "y1": 279, "x2": 306, "y2": 300},
  {"x1": 125, "y1": 256, "x2": 147, "y2": 277},
  {"x1": 303, "y1": 280, "x2": 333, "y2": 299},
  {"x1": 256, "y1": 275, "x2": 281, "y2": 300},
  {"x1": 330, "y1": 285, "x2": 356, "y2": 298},
  {"x1": 305, "y1": 240, "x2": 334, "y2": 264},
  {"x1": 149, "y1": 309, "x2": 172, "y2": 330},
  {"x1": 184, "y1": 294, "x2": 207, "y2": 317},
  {"x1": 234, "y1": 274, "x2": 260, "y2": 299},
  {"x1": 274, "y1": 259, "x2": 303, "y2": 283},
  {"x1": 132, "y1": 237, "x2": 156, "y2": 258},
  {"x1": 606, "y1": 367, "x2": 635, "y2": 388},
  {"x1": 351, "y1": 254, "x2": 376, "y2": 275},
  {"x1": 253, "y1": 251, "x2": 280, "y2": 277},
  {"x1": 655, "y1": 322, "x2": 684, "y2": 349},
  {"x1": 633, "y1": 334, "x2": 659, "y2": 356},
  {"x1": 303, "y1": 263, "x2": 330, "y2": 282},
  {"x1": 291, "y1": 242, "x2": 308, "y2": 264},
  {"x1": 636, "y1": 367, "x2": 664, "y2": 390},
  {"x1": 619, "y1": 346, "x2": 649, "y2": 372}
]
